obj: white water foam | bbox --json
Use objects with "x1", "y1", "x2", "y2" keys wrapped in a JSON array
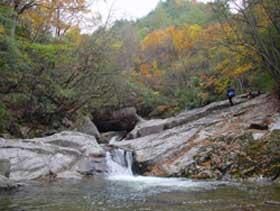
[
  {"x1": 106, "y1": 148, "x2": 133, "y2": 177},
  {"x1": 105, "y1": 148, "x2": 231, "y2": 191}
]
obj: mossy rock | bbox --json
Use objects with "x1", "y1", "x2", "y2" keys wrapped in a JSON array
[{"x1": 266, "y1": 130, "x2": 280, "y2": 144}]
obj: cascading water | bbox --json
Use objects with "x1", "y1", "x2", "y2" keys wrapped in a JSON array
[
  {"x1": 106, "y1": 148, "x2": 134, "y2": 178},
  {"x1": 105, "y1": 140, "x2": 231, "y2": 192}
]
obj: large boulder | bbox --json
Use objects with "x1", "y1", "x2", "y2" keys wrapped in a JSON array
[
  {"x1": 36, "y1": 131, "x2": 105, "y2": 156},
  {"x1": 126, "y1": 94, "x2": 249, "y2": 140},
  {"x1": 92, "y1": 107, "x2": 139, "y2": 132},
  {"x1": 0, "y1": 131, "x2": 105, "y2": 181},
  {"x1": 126, "y1": 119, "x2": 166, "y2": 140},
  {"x1": 76, "y1": 116, "x2": 101, "y2": 140}
]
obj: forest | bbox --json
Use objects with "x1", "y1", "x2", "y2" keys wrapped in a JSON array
[{"x1": 0, "y1": 0, "x2": 279, "y2": 138}]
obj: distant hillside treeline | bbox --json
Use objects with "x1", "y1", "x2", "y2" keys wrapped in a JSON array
[{"x1": 0, "y1": 0, "x2": 279, "y2": 137}]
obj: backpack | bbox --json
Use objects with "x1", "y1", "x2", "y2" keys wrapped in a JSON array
[{"x1": 228, "y1": 90, "x2": 235, "y2": 97}]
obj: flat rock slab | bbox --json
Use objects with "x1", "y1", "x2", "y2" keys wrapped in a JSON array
[
  {"x1": 0, "y1": 131, "x2": 105, "y2": 181},
  {"x1": 113, "y1": 94, "x2": 280, "y2": 177}
]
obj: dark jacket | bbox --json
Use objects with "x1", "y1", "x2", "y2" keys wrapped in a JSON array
[{"x1": 227, "y1": 88, "x2": 235, "y2": 98}]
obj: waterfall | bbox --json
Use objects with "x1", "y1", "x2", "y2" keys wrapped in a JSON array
[{"x1": 106, "y1": 148, "x2": 134, "y2": 177}]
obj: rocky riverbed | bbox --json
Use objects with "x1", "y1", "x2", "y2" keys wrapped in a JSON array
[
  {"x1": 112, "y1": 94, "x2": 280, "y2": 181},
  {"x1": 0, "y1": 94, "x2": 279, "y2": 190}
]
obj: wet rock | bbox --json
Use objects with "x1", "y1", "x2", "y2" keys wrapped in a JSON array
[
  {"x1": 56, "y1": 171, "x2": 83, "y2": 180},
  {"x1": 0, "y1": 175, "x2": 19, "y2": 191},
  {"x1": 76, "y1": 158, "x2": 95, "y2": 175},
  {"x1": 114, "y1": 127, "x2": 201, "y2": 176},
  {"x1": 222, "y1": 173, "x2": 232, "y2": 181},
  {"x1": 75, "y1": 157, "x2": 106, "y2": 176},
  {"x1": 0, "y1": 159, "x2": 10, "y2": 178}
]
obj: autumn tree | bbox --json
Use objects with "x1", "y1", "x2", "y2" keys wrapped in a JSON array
[
  {"x1": 213, "y1": 0, "x2": 280, "y2": 84},
  {"x1": 0, "y1": 1, "x2": 96, "y2": 136}
]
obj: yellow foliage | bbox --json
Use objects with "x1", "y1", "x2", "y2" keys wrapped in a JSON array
[
  {"x1": 0, "y1": 25, "x2": 5, "y2": 34},
  {"x1": 142, "y1": 28, "x2": 172, "y2": 50},
  {"x1": 169, "y1": 24, "x2": 202, "y2": 53},
  {"x1": 188, "y1": 24, "x2": 202, "y2": 40},
  {"x1": 23, "y1": 0, "x2": 88, "y2": 37},
  {"x1": 65, "y1": 26, "x2": 83, "y2": 46},
  {"x1": 215, "y1": 78, "x2": 230, "y2": 94},
  {"x1": 112, "y1": 41, "x2": 123, "y2": 49},
  {"x1": 253, "y1": 4, "x2": 271, "y2": 30},
  {"x1": 234, "y1": 63, "x2": 253, "y2": 76},
  {"x1": 141, "y1": 24, "x2": 202, "y2": 56},
  {"x1": 138, "y1": 12, "x2": 262, "y2": 96}
]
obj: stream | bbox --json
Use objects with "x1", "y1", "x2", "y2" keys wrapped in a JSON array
[{"x1": 0, "y1": 149, "x2": 279, "y2": 211}]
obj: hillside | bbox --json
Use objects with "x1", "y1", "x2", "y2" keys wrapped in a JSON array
[
  {"x1": 0, "y1": 0, "x2": 279, "y2": 138},
  {"x1": 136, "y1": 0, "x2": 217, "y2": 37}
]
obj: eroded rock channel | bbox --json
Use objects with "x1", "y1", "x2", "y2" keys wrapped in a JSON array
[{"x1": 0, "y1": 94, "x2": 279, "y2": 190}]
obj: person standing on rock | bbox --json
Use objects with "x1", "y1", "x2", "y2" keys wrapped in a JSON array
[{"x1": 227, "y1": 86, "x2": 235, "y2": 106}]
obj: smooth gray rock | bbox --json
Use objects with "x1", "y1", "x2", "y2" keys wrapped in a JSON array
[
  {"x1": 76, "y1": 159, "x2": 95, "y2": 175},
  {"x1": 126, "y1": 94, "x2": 249, "y2": 140},
  {"x1": 126, "y1": 119, "x2": 166, "y2": 140},
  {"x1": 113, "y1": 94, "x2": 279, "y2": 177},
  {"x1": 0, "y1": 131, "x2": 105, "y2": 181},
  {"x1": 75, "y1": 157, "x2": 106, "y2": 176},
  {"x1": 39, "y1": 131, "x2": 105, "y2": 156}
]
